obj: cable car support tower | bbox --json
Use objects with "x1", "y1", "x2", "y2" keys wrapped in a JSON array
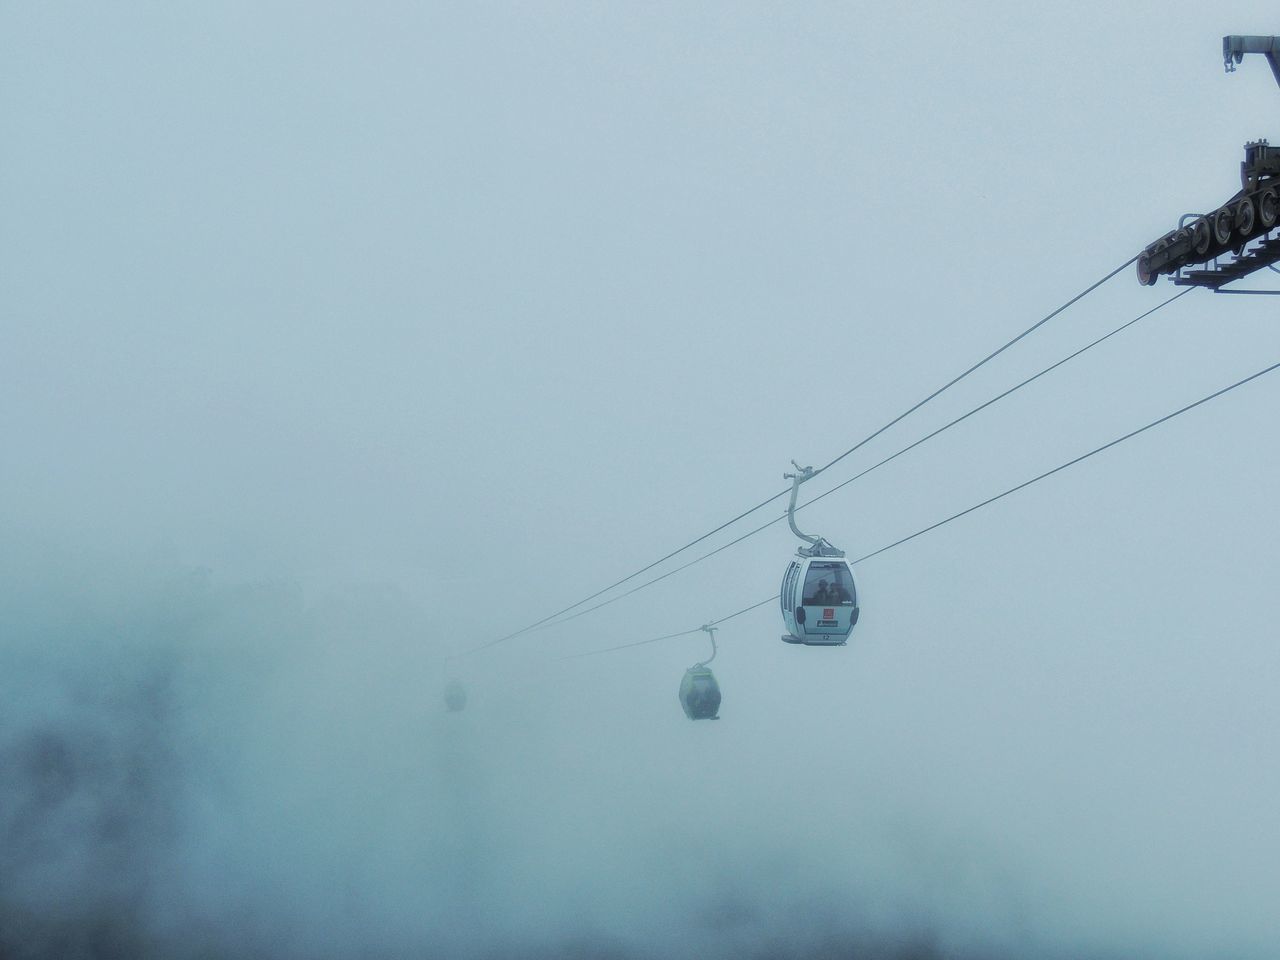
[{"x1": 1138, "y1": 36, "x2": 1280, "y2": 292}]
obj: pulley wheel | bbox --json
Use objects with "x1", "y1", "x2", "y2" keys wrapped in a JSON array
[
  {"x1": 1213, "y1": 208, "x2": 1234, "y2": 245},
  {"x1": 1259, "y1": 188, "x2": 1279, "y2": 229},
  {"x1": 1234, "y1": 197, "x2": 1255, "y2": 236},
  {"x1": 1191, "y1": 217, "x2": 1212, "y2": 255},
  {"x1": 1136, "y1": 251, "x2": 1156, "y2": 286}
]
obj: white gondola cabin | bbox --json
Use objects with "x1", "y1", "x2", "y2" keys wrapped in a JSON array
[
  {"x1": 780, "y1": 556, "x2": 859, "y2": 645},
  {"x1": 778, "y1": 461, "x2": 860, "y2": 646}
]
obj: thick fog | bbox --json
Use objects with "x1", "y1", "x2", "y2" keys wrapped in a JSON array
[{"x1": 4, "y1": 2, "x2": 1280, "y2": 958}]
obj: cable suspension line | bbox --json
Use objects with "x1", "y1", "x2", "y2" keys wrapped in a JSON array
[
  {"x1": 810, "y1": 254, "x2": 1139, "y2": 479},
  {"x1": 466, "y1": 255, "x2": 1139, "y2": 656},
  {"x1": 562, "y1": 350, "x2": 1280, "y2": 661},
  {"x1": 558, "y1": 596, "x2": 778, "y2": 661},
  {"x1": 850, "y1": 355, "x2": 1280, "y2": 565},
  {"x1": 528, "y1": 287, "x2": 1190, "y2": 635},
  {"x1": 557, "y1": 627, "x2": 704, "y2": 661}
]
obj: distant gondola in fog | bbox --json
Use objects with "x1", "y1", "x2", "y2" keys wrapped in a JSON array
[
  {"x1": 444, "y1": 680, "x2": 467, "y2": 712},
  {"x1": 679, "y1": 625, "x2": 721, "y2": 720}
]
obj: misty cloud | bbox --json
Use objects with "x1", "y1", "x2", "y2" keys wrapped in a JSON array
[{"x1": 4, "y1": 1, "x2": 1280, "y2": 957}]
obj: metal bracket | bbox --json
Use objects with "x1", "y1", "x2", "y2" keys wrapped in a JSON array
[
  {"x1": 1172, "y1": 210, "x2": 1280, "y2": 292},
  {"x1": 1223, "y1": 35, "x2": 1280, "y2": 88}
]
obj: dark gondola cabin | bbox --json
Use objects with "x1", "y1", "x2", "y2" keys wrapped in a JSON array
[
  {"x1": 679, "y1": 665, "x2": 721, "y2": 720},
  {"x1": 444, "y1": 680, "x2": 467, "y2": 712}
]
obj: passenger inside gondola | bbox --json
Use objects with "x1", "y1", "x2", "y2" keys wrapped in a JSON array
[{"x1": 802, "y1": 562, "x2": 854, "y2": 606}]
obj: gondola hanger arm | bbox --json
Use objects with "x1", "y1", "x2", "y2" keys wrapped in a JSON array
[
  {"x1": 783, "y1": 459, "x2": 844, "y2": 558},
  {"x1": 697, "y1": 624, "x2": 718, "y2": 666}
]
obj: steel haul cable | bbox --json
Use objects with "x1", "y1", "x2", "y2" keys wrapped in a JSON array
[
  {"x1": 849, "y1": 355, "x2": 1280, "y2": 565},
  {"x1": 563, "y1": 350, "x2": 1280, "y2": 661},
  {"x1": 559, "y1": 597, "x2": 778, "y2": 661},
  {"x1": 466, "y1": 255, "x2": 1140, "y2": 655},
  {"x1": 530, "y1": 287, "x2": 1191, "y2": 635}
]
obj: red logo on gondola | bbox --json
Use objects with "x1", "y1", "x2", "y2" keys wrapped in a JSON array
[{"x1": 823, "y1": 608, "x2": 834, "y2": 619}]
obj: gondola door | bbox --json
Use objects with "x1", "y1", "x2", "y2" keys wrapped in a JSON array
[{"x1": 793, "y1": 559, "x2": 858, "y2": 645}]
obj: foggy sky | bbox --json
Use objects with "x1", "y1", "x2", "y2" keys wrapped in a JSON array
[{"x1": 3, "y1": 2, "x2": 1279, "y2": 958}]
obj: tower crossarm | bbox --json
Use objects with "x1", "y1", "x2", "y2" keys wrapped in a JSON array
[{"x1": 1224, "y1": 35, "x2": 1280, "y2": 88}]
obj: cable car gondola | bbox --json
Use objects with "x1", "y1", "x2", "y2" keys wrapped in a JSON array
[
  {"x1": 444, "y1": 680, "x2": 467, "y2": 712},
  {"x1": 679, "y1": 626, "x2": 721, "y2": 720},
  {"x1": 779, "y1": 462, "x2": 860, "y2": 646}
]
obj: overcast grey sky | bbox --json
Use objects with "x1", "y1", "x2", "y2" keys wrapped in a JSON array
[{"x1": 3, "y1": 2, "x2": 1280, "y2": 958}]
